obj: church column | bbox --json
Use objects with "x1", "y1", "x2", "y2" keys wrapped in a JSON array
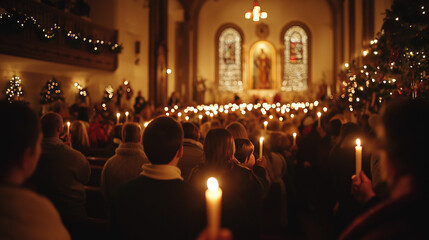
[{"x1": 149, "y1": 0, "x2": 168, "y2": 107}]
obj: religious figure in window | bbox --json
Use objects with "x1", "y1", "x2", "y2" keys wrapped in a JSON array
[
  {"x1": 290, "y1": 32, "x2": 303, "y2": 64},
  {"x1": 254, "y1": 48, "x2": 271, "y2": 89},
  {"x1": 223, "y1": 42, "x2": 236, "y2": 64}
]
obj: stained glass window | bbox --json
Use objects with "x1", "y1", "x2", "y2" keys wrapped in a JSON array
[
  {"x1": 218, "y1": 27, "x2": 243, "y2": 92},
  {"x1": 282, "y1": 25, "x2": 309, "y2": 91}
]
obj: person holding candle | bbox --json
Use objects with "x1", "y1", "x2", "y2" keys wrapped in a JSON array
[
  {"x1": 340, "y1": 98, "x2": 429, "y2": 240},
  {"x1": 109, "y1": 116, "x2": 204, "y2": 240},
  {"x1": 188, "y1": 129, "x2": 264, "y2": 240}
]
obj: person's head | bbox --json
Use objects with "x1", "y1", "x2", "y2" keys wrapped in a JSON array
[
  {"x1": 122, "y1": 122, "x2": 142, "y2": 143},
  {"x1": 378, "y1": 97, "x2": 429, "y2": 193},
  {"x1": 113, "y1": 124, "x2": 123, "y2": 140},
  {"x1": 70, "y1": 120, "x2": 90, "y2": 149},
  {"x1": 0, "y1": 101, "x2": 42, "y2": 184},
  {"x1": 226, "y1": 122, "x2": 248, "y2": 140},
  {"x1": 40, "y1": 112, "x2": 63, "y2": 138},
  {"x1": 204, "y1": 128, "x2": 235, "y2": 166},
  {"x1": 234, "y1": 138, "x2": 255, "y2": 168},
  {"x1": 143, "y1": 116, "x2": 183, "y2": 165},
  {"x1": 327, "y1": 119, "x2": 342, "y2": 138},
  {"x1": 182, "y1": 122, "x2": 200, "y2": 141},
  {"x1": 269, "y1": 131, "x2": 285, "y2": 153}
]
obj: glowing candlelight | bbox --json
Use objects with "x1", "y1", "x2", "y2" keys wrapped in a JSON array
[
  {"x1": 116, "y1": 113, "x2": 120, "y2": 124},
  {"x1": 259, "y1": 137, "x2": 264, "y2": 157},
  {"x1": 66, "y1": 121, "x2": 71, "y2": 137},
  {"x1": 293, "y1": 132, "x2": 297, "y2": 146},
  {"x1": 355, "y1": 139, "x2": 362, "y2": 175},
  {"x1": 264, "y1": 121, "x2": 268, "y2": 131},
  {"x1": 317, "y1": 112, "x2": 322, "y2": 127},
  {"x1": 199, "y1": 114, "x2": 203, "y2": 125},
  {"x1": 125, "y1": 111, "x2": 129, "y2": 122},
  {"x1": 185, "y1": 116, "x2": 189, "y2": 121},
  {"x1": 206, "y1": 177, "x2": 222, "y2": 240}
]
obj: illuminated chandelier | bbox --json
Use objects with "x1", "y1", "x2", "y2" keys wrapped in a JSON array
[{"x1": 245, "y1": 0, "x2": 267, "y2": 22}]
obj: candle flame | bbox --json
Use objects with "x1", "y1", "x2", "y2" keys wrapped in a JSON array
[
  {"x1": 317, "y1": 112, "x2": 322, "y2": 117},
  {"x1": 125, "y1": 111, "x2": 129, "y2": 116},
  {"x1": 199, "y1": 115, "x2": 203, "y2": 119},
  {"x1": 116, "y1": 113, "x2": 120, "y2": 117},
  {"x1": 144, "y1": 122, "x2": 149, "y2": 128},
  {"x1": 293, "y1": 132, "x2": 297, "y2": 137},
  {"x1": 66, "y1": 121, "x2": 70, "y2": 127},
  {"x1": 260, "y1": 136, "x2": 264, "y2": 142},
  {"x1": 356, "y1": 138, "x2": 361, "y2": 147},
  {"x1": 207, "y1": 177, "x2": 219, "y2": 191},
  {"x1": 264, "y1": 121, "x2": 268, "y2": 126}
]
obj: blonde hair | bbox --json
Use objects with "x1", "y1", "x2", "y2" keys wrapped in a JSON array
[
  {"x1": 71, "y1": 120, "x2": 90, "y2": 152},
  {"x1": 204, "y1": 128, "x2": 235, "y2": 166}
]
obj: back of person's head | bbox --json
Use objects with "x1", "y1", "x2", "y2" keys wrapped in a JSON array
[
  {"x1": 41, "y1": 112, "x2": 63, "y2": 137},
  {"x1": 327, "y1": 119, "x2": 342, "y2": 137},
  {"x1": 338, "y1": 122, "x2": 361, "y2": 146},
  {"x1": 182, "y1": 122, "x2": 199, "y2": 141},
  {"x1": 71, "y1": 120, "x2": 90, "y2": 148},
  {"x1": 380, "y1": 97, "x2": 429, "y2": 191},
  {"x1": 77, "y1": 106, "x2": 89, "y2": 122},
  {"x1": 267, "y1": 119, "x2": 281, "y2": 131},
  {"x1": 113, "y1": 124, "x2": 123, "y2": 140},
  {"x1": 204, "y1": 128, "x2": 235, "y2": 166},
  {"x1": 269, "y1": 131, "x2": 285, "y2": 153},
  {"x1": 143, "y1": 116, "x2": 183, "y2": 164},
  {"x1": 122, "y1": 122, "x2": 142, "y2": 143},
  {"x1": 234, "y1": 138, "x2": 254, "y2": 164},
  {"x1": 0, "y1": 101, "x2": 41, "y2": 180},
  {"x1": 226, "y1": 122, "x2": 248, "y2": 139}
]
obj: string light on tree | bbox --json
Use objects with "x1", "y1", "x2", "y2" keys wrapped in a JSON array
[
  {"x1": 40, "y1": 77, "x2": 63, "y2": 104},
  {"x1": 5, "y1": 75, "x2": 23, "y2": 103}
]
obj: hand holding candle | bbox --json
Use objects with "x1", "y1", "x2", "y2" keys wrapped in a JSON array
[
  {"x1": 206, "y1": 177, "x2": 222, "y2": 240},
  {"x1": 355, "y1": 138, "x2": 362, "y2": 175}
]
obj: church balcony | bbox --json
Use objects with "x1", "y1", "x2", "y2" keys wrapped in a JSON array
[{"x1": 0, "y1": 0, "x2": 119, "y2": 72}]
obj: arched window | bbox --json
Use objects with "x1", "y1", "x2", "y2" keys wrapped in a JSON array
[
  {"x1": 216, "y1": 24, "x2": 244, "y2": 92},
  {"x1": 281, "y1": 23, "x2": 311, "y2": 91}
]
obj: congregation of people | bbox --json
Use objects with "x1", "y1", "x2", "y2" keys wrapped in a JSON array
[{"x1": 0, "y1": 94, "x2": 428, "y2": 240}]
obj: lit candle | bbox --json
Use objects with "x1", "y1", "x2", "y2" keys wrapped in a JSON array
[
  {"x1": 293, "y1": 132, "x2": 297, "y2": 146},
  {"x1": 185, "y1": 116, "x2": 189, "y2": 121},
  {"x1": 116, "y1": 113, "x2": 120, "y2": 124},
  {"x1": 66, "y1": 121, "x2": 71, "y2": 137},
  {"x1": 264, "y1": 121, "x2": 268, "y2": 131},
  {"x1": 206, "y1": 177, "x2": 222, "y2": 240},
  {"x1": 199, "y1": 114, "x2": 203, "y2": 125},
  {"x1": 317, "y1": 112, "x2": 322, "y2": 127},
  {"x1": 259, "y1": 137, "x2": 264, "y2": 157},
  {"x1": 125, "y1": 111, "x2": 129, "y2": 122},
  {"x1": 355, "y1": 139, "x2": 362, "y2": 175}
]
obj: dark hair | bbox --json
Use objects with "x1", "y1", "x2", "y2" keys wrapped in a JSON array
[
  {"x1": 327, "y1": 119, "x2": 342, "y2": 137},
  {"x1": 40, "y1": 112, "x2": 63, "y2": 137},
  {"x1": 122, "y1": 122, "x2": 142, "y2": 143},
  {"x1": 143, "y1": 116, "x2": 183, "y2": 164},
  {"x1": 380, "y1": 97, "x2": 429, "y2": 190},
  {"x1": 77, "y1": 106, "x2": 90, "y2": 122},
  {"x1": 204, "y1": 128, "x2": 235, "y2": 166},
  {"x1": 113, "y1": 124, "x2": 123, "y2": 140},
  {"x1": 234, "y1": 138, "x2": 254, "y2": 164},
  {"x1": 182, "y1": 122, "x2": 199, "y2": 140},
  {"x1": 0, "y1": 101, "x2": 40, "y2": 178}
]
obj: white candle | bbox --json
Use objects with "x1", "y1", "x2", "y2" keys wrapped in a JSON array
[
  {"x1": 116, "y1": 113, "x2": 120, "y2": 124},
  {"x1": 259, "y1": 137, "x2": 264, "y2": 157},
  {"x1": 199, "y1": 114, "x2": 203, "y2": 125},
  {"x1": 66, "y1": 121, "x2": 71, "y2": 137},
  {"x1": 264, "y1": 121, "x2": 268, "y2": 131},
  {"x1": 293, "y1": 132, "x2": 297, "y2": 146},
  {"x1": 206, "y1": 177, "x2": 222, "y2": 240},
  {"x1": 125, "y1": 111, "x2": 129, "y2": 122},
  {"x1": 355, "y1": 139, "x2": 362, "y2": 175},
  {"x1": 317, "y1": 112, "x2": 322, "y2": 127}
]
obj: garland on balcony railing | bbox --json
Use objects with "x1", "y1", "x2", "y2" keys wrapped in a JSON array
[{"x1": 0, "y1": 9, "x2": 123, "y2": 54}]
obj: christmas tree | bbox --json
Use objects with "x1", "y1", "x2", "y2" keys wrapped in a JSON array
[
  {"x1": 5, "y1": 75, "x2": 23, "y2": 103},
  {"x1": 340, "y1": 0, "x2": 429, "y2": 112},
  {"x1": 101, "y1": 85, "x2": 114, "y2": 111},
  {"x1": 40, "y1": 77, "x2": 64, "y2": 104}
]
